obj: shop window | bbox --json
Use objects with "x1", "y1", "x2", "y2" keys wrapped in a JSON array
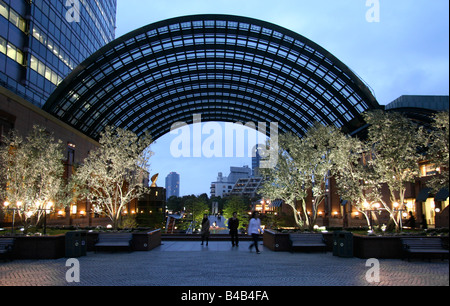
[
  {"x1": 420, "y1": 163, "x2": 439, "y2": 177},
  {"x1": 422, "y1": 198, "x2": 436, "y2": 227}
]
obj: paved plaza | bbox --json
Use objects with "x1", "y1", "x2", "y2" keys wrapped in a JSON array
[{"x1": 0, "y1": 241, "x2": 448, "y2": 287}]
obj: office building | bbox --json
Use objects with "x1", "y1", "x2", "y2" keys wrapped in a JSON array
[
  {"x1": 165, "y1": 172, "x2": 180, "y2": 199},
  {"x1": 0, "y1": 0, "x2": 117, "y2": 108}
]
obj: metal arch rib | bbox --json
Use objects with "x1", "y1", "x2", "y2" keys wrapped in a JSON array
[{"x1": 43, "y1": 14, "x2": 380, "y2": 141}]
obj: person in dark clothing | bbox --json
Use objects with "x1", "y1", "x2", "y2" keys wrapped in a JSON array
[
  {"x1": 228, "y1": 212, "x2": 240, "y2": 247},
  {"x1": 405, "y1": 211, "x2": 416, "y2": 229},
  {"x1": 201, "y1": 214, "x2": 210, "y2": 246},
  {"x1": 421, "y1": 214, "x2": 428, "y2": 230}
]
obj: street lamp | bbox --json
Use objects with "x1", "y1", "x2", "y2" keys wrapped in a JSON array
[
  {"x1": 3, "y1": 201, "x2": 22, "y2": 236},
  {"x1": 37, "y1": 201, "x2": 54, "y2": 235}
]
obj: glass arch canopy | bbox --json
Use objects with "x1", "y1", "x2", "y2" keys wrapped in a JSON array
[{"x1": 44, "y1": 14, "x2": 380, "y2": 140}]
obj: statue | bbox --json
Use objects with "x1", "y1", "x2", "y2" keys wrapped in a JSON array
[{"x1": 150, "y1": 173, "x2": 159, "y2": 187}]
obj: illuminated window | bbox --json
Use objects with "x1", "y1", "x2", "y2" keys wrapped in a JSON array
[
  {"x1": 420, "y1": 163, "x2": 439, "y2": 177},
  {"x1": 0, "y1": 36, "x2": 6, "y2": 54},
  {"x1": 5, "y1": 43, "x2": 24, "y2": 65},
  {"x1": 422, "y1": 198, "x2": 436, "y2": 226},
  {"x1": 0, "y1": 0, "x2": 7, "y2": 19},
  {"x1": 30, "y1": 55, "x2": 63, "y2": 86}
]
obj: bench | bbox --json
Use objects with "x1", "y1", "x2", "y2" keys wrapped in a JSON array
[
  {"x1": 289, "y1": 233, "x2": 327, "y2": 252},
  {"x1": 0, "y1": 238, "x2": 15, "y2": 261},
  {"x1": 401, "y1": 238, "x2": 449, "y2": 261},
  {"x1": 94, "y1": 233, "x2": 133, "y2": 253}
]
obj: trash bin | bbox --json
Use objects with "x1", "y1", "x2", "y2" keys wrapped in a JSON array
[
  {"x1": 65, "y1": 231, "x2": 87, "y2": 258},
  {"x1": 332, "y1": 231, "x2": 353, "y2": 258}
]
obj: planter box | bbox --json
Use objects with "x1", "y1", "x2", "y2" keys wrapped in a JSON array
[
  {"x1": 263, "y1": 230, "x2": 334, "y2": 252},
  {"x1": 353, "y1": 235, "x2": 449, "y2": 259},
  {"x1": 353, "y1": 235, "x2": 402, "y2": 259},
  {"x1": 132, "y1": 229, "x2": 161, "y2": 251},
  {"x1": 86, "y1": 230, "x2": 162, "y2": 252},
  {"x1": 11, "y1": 235, "x2": 66, "y2": 259},
  {"x1": 263, "y1": 230, "x2": 291, "y2": 252},
  {"x1": 5, "y1": 230, "x2": 162, "y2": 259},
  {"x1": 263, "y1": 230, "x2": 290, "y2": 251},
  {"x1": 263, "y1": 230, "x2": 448, "y2": 259}
]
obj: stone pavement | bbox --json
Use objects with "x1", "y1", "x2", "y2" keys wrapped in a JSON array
[{"x1": 0, "y1": 241, "x2": 448, "y2": 286}]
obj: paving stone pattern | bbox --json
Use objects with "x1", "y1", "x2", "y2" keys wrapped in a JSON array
[{"x1": 0, "y1": 241, "x2": 448, "y2": 286}]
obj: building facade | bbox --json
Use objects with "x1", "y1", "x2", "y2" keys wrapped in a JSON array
[
  {"x1": 210, "y1": 166, "x2": 253, "y2": 198},
  {"x1": 0, "y1": 0, "x2": 117, "y2": 108},
  {"x1": 1, "y1": 0, "x2": 117, "y2": 228},
  {"x1": 165, "y1": 172, "x2": 180, "y2": 199}
]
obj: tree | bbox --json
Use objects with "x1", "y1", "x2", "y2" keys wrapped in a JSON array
[
  {"x1": 299, "y1": 123, "x2": 342, "y2": 229},
  {"x1": 261, "y1": 123, "x2": 341, "y2": 230},
  {"x1": 260, "y1": 133, "x2": 308, "y2": 228},
  {"x1": 72, "y1": 126, "x2": 153, "y2": 229},
  {"x1": 166, "y1": 195, "x2": 183, "y2": 212},
  {"x1": 222, "y1": 196, "x2": 249, "y2": 221},
  {"x1": 363, "y1": 110, "x2": 426, "y2": 230},
  {"x1": 426, "y1": 111, "x2": 449, "y2": 192},
  {"x1": 329, "y1": 131, "x2": 373, "y2": 228},
  {"x1": 183, "y1": 196, "x2": 209, "y2": 229},
  {"x1": 0, "y1": 126, "x2": 66, "y2": 232}
]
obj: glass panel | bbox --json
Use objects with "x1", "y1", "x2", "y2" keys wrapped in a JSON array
[
  {"x1": 0, "y1": 36, "x2": 6, "y2": 54},
  {"x1": 0, "y1": 0, "x2": 8, "y2": 19}
]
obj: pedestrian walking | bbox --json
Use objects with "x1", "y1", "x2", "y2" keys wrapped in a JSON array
[
  {"x1": 228, "y1": 212, "x2": 240, "y2": 247},
  {"x1": 248, "y1": 211, "x2": 263, "y2": 254},
  {"x1": 200, "y1": 214, "x2": 210, "y2": 246}
]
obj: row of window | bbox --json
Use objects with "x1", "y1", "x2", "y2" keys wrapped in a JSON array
[
  {"x1": 29, "y1": 54, "x2": 63, "y2": 86},
  {"x1": 32, "y1": 1, "x2": 94, "y2": 69},
  {"x1": 32, "y1": 25, "x2": 75, "y2": 70},
  {"x1": 0, "y1": 36, "x2": 24, "y2": 65},
  {"x1": 0, "y1": 33, "x2": 63, "y2": 88},
  {"x1": 81, "y1": 0, "x2": 115, "y2": 45},
  {"x1": 0, "y1": 0, "x2": 27, "y2": 33}
]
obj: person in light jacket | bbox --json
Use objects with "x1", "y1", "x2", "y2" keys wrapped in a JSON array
[{"x1": 248, "y1": 211, "x2": 263, "y2": 254}]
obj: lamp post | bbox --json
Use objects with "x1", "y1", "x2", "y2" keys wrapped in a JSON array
[
  {"x1": 3, "y1": 201, "x2": 21, "y2": 236},
  {"x1": 36, "y1": 201, "x2": 54, "y2": 235}
]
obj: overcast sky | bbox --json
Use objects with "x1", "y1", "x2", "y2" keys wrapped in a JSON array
[{"x1": 114, "y1": 0, "x2": 449, "y2": 196}]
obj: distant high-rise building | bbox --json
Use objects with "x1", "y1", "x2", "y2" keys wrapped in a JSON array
[
  {"x1": 0, "y1": 0, "x2": 117, "y2": 107},
  {"x1": 165, "y1": 172, "x2": 180, "y2": 199},
  {"x1": 252, "y1": 145, "x2": 262, "y2": 177}
]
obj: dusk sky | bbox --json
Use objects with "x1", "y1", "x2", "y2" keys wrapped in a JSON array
[{"x1": 115, "y1": 0, "x2": 449, "y2": 196}]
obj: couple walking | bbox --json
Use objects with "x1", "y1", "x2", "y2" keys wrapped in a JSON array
[{"x1": 200, "y1": 212, "x2": 263, "y2": 254}]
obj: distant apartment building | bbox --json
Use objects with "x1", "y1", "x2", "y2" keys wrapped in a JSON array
[
  {"x1": 228, "y1": 177, "x2": 263, "y2": 198},
  {"x1": 165, "y1": 172, "x2": 180, "y2": 199},
  {"x1": 210, "y1": 166, "x2": 252, "y2": 198}
]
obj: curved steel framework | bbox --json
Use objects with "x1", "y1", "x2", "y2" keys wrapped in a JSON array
[{"x1": 44, "y1": 14, "x2": 380, "y2": 140}]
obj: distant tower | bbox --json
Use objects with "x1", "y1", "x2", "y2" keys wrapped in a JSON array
[
  {"x1": 165, "y1": 172, "x2": 180, "y2": 199},
  {"x1": 252, "y1": 144, "x2": 261, "y2": 177}
]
